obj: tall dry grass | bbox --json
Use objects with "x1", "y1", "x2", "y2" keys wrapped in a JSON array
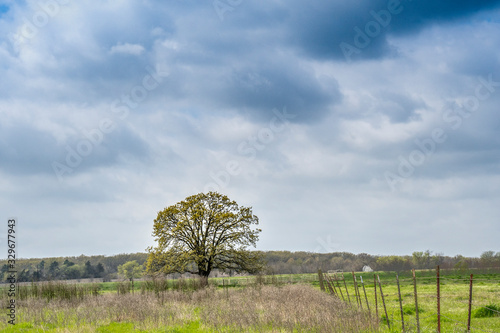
[
  {"x1": 7, "y1": 281, "x2": 100, "y2": 301},
  {"x1": 2, "y1": 283, "x2": 377, "y2": 332},
  {"x1": 200, "y1": 284, "x2": 376, "y2": 332}
]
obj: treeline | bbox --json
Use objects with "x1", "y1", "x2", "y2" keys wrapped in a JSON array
[
  {"x1": 1, "y1": 250, "x2": 499, "y2": 282},
  {"x1": 1, "y1": 253, "x2": 147, "y2": 282},
  {"x1": 263, "y1": 250, "x2": 500, "y2": 274}
]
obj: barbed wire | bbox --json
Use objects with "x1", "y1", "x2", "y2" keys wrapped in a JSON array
[
  {"x1": 476, "y1": 305, "x2": 500, "y2": 315},
  {"x1": 439, "y1": 314, "x2": 498, "y2": 333},
  {"x1": 321, "y1": 270, "x2": 499, "y2": 333}
]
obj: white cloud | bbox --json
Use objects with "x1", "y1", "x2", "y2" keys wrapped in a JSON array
[{"x1": 109, "y1": 42, "x2": 145, "y2": 56}]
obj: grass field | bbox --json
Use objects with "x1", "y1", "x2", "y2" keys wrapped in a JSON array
[
  {"x1": 1, "y1": 269, "x2": 499, "y2": 332},
  {"x1": 321, "y1": 270, "x2": 500, "y2": 333}
]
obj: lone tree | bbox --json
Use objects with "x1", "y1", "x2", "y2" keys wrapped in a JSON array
[
  {"x1": 146, "y1": 192, "x2": 264, "y2": 282},
  {"x1": 118, "y1": 260, "x2": 144, "y2": 291}
]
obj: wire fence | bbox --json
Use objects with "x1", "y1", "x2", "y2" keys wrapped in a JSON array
[{"x1": 318, "y1": 266, "x2": 500, "y2": 333}]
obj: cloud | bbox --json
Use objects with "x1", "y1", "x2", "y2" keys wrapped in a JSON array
[
  {"x1": 109, "y1": 43, "x2": 145, "y2": 56},
  {"x1": 284, "y1": 0, "x2": 500, "y2": 61},
  {"x1": 0, "y1": 1, "x2": 499, "y2": 258}
]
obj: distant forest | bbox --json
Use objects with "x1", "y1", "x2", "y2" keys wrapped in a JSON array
[{"x1": 2, "y1": 250, "x2": 499, "y2": 282}]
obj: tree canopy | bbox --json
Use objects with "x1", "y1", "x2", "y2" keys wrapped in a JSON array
[
  {"x1": 146, "y1": 192, "x2": 264, "y2": 280},
  {"x1": 118, "y1": 260, "x2": 143, "y2": 282}
]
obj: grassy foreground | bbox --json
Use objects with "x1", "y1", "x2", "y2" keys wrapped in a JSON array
[
  {"x1": 1, "y1": 270, "x2": 499, "y2": 332},
  {"x1": 1, "y1": 284, "x2": 376, "y2": 332}
]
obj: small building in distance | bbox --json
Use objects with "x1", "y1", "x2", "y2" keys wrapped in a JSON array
[{"x1": 362, "y1": 265, "x2": 373, "y2": 272}]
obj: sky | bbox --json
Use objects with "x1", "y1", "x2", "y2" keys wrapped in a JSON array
[{"x1": 0, "y1": 0, "x2": 499, "y2": 259}]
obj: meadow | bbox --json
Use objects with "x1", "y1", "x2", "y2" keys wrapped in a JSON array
[{"x1": 0, "y1": 269, "x2": 498, "y2": 332}]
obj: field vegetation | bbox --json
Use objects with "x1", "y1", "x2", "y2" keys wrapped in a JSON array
[
  {"x1": 1, "y1": 281, "x2": 376, "y2": 332},
  {"x1": 0, "y1": 269, "x2": 498, "y2": 332}
]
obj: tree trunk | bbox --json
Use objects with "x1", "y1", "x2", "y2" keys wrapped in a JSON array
[{"x1": 199, "y1": 270, "x2": 210, "y2": 287}]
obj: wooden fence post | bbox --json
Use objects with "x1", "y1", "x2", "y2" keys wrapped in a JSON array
[
  {"x1": 325, "y1": 274, "x2": 335, "y2": 296},
  {"x1": 378, "y1": 275, "x2": 390, "y2": 329},
  {"x1": 342, "y1": 273, "x2": 351, "y2": 304},
  {"x1": 396, "y1": 274, "x2": 405, "y2": 332},
  {"x1": 329, "y1": 274, "x2": 339, "y2": 297},
  {"x1": 467, "y1": 274, "x2": 473, "y2": 332},
  {"x1": 360, "y1": 276, "x2": 371, "y2": 315},
  {"x1": 437, "y1": 265, "x2": 441, "y2": 333},
  {"x1": 318, "y1": 269, "x2": 325, "y2": 292},
  {"x1": 326, "y1": 274, "x2": 338, "y2": 297},
  {"x1": 412, "y1": 269, "x2": 420, "y2": 333},
  {"x1": 352, "y1": 272, "x2": 362, "y2": 308},
  {"x1": 335, "y1": 274, "x2": 345, "y2": 302}
]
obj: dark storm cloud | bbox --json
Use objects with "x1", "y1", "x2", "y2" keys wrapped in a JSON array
[
  {"x1": 197, "y1": 60, "x2": 340, "y2": 123},
  {"x1": 285, "y1": 0, "x2": 500, "y2": 61}
]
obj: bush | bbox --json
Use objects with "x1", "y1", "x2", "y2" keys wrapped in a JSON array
[
  {"x1": 402, "y1": 304, "x2": 425, "y2": 315},
  {"x1": 473, "y1": 304, "x2": 500, "y2": 318}
]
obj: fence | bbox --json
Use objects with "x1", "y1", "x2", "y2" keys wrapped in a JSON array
[
  {"x1": 214, "y1": 274, "x2": 319, "y2": 287},
  {"x1": 318, "y1": 267, "x2": 500, "y2": 332}
]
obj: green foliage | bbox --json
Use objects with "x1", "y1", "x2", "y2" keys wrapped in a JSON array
[
  {"x1": 118, "y1": 260, "x2": 144, "y2": 281},
  {"x1": 146, "y1": 192, "x2": 264, "y2": 279},
  {"x1": 402, "y1": 304, "x2": 425, "y2": 315},
  {"x1": 376, "y1": 255, "x2": 412, "y2": 271},
  {"x1": 473, "y1": 304, "x2": 500, "y2": 318}
]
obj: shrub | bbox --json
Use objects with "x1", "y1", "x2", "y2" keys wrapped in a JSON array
[{"x1": 473, "y1": 304, "x2": 500, "y2": 318}]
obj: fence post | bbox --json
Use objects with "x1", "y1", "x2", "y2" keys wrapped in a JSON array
[
  {"x1": 437, "y1": 265, "x2": 441, "y2": 333},
  {"x1": 342, "y1": 273, "x2": 351, "y2": 304},
  {"x1": 360, "y1": 276, "x2": 371, "y2": 315},
  {"x1": 352, "y1": 272, "x2": 362, "y2": 308},
  {"x1": 467, "y1": 274, "x2": 473, "y2": 332},
  {"x1": 325, "y1": 274, "x2": 335, "y2": 296},
  {"x1": 396, "y1": 274, "x2": 405, "y2": 332},
  {"x1": 329, "y1": 274, "x2": 339, "y2": 297},
  {"x1": 326, "y1": 274, "x2": 338, "y2": 297},
  {"x1": 378, "y1": 275, "x2": 390, "y2": 329},
  {"x1": 335, "y1": 274, "x2": 345, "y2": 302},
  {"x1": 412, "y1": 269, "x2": 420, "y2": 333},
  {"x1": 318, "y1": 269, "x2": 325, "y2": 292},
  {"x1": 374, "y1": 274, "x2": 379, "y2": 320}
]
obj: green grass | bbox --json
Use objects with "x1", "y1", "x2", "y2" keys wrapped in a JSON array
[
  {"x1": 321, "y1": 269, "x2": 500, "y2": 332},
  {"x1": 0, "y1": 321, "x2": 210, "y2": 333}
]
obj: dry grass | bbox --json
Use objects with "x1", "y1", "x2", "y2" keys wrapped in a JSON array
[
  {"x1": 2, "y1": 284, "x2": 377, "y2": 332},
  {"x1": 200, "y1": 284, "x2": 377, "y2": 332}
]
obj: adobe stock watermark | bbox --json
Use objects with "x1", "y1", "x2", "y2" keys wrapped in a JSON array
[
  {"x1": 315, "y1": 235, "x2": 340, "y2": 253},
  {"x1": 6, "y1": 217, "x2": 17, "y2": 325},
  {"x1": 8, "y1": 0, "x2": 72, "y2": 52},
  {"x1": 51, "y1": 66, "x2": 169, "y2": 181},
  {"x1": 340, "y1": 0, "x2": 412, "y2": 62},
  {"x1": 199, "y1": 107, "x2": 295, "y2": 193},
  {"x1": 213, "y1": 0, "x2": 243, "y2": 21},
  {"x1": 385, "y1": 74, "x2": 500, "y2": 191}
]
